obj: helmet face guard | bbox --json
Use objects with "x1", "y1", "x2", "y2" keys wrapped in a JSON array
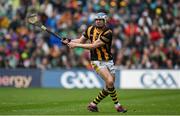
[{"x1": 94, "y1": 12, "x2": 107, "y2": 27}]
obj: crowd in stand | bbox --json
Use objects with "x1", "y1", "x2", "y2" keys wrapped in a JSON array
[{"x1": 0, "y1": 0, "x2": 179, "y2": 69}]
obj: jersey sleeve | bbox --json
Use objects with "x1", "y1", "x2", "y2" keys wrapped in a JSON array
[
  {"x1": 100, "y1": 29, "x2": 112, "y2": 44},
  {"x1": 82, "y1": 28, "x2": 88, "y2": 39},
  {"x1": 82, "y1": 25, "x2": 92, "y2": 39}
]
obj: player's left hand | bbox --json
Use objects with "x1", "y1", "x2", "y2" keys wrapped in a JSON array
[{"x1": 68, "y1": 42, "x2": 77, "y2": 49}]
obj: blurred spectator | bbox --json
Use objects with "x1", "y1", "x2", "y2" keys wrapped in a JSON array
[{"x1": 0, "y1": 0, "x2": 179, "y2": 69}]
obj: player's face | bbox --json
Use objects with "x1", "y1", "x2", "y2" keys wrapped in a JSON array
[{"x1": 95, "y1": 19, "x2": 105, "y2": 28}]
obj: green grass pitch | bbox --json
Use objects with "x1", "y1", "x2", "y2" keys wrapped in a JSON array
[{"x1": 0, "y1": 88, "x2": 180, "y2": 115}]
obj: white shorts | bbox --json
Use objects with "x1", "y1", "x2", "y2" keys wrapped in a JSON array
[{"x1": 91, "y1": 60, "x2": 115, "y2": 75}]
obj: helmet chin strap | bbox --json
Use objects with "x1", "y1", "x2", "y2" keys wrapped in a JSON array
[
  {"x1": 95, "y1": 24, "x2": 106, "y2": 29},
  {"x1": 96, "y1": 25, "x2": 103, "y2": 28}
]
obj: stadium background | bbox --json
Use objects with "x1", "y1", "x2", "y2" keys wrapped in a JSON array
[{"x1": 0, "y1": 0, "x2": 180, "y2": 115}]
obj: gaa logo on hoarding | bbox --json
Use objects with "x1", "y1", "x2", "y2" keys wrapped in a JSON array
[
  {"x1": 60, "y1": 71, "x2": 102, "y2": 89},
  {"x1": 141, "y1": 72, "x2": 178, "y2": 88}
]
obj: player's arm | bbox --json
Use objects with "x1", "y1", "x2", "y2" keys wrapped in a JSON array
[
  {"x1": 68, "y1": 30, "x2": 112, "y2": 49},
  {"x1": 62, "y1": 35, "x2": 87, "y2": 44},
  {"x1": 68, "y1": 38, "x2": 105, "y2": 50},
  {"x1": 71, "y1": 35, "x2": 88, "y2": 43},
  {"x1": 62, "y1": 26, "x2": 89, "y2": 45}
]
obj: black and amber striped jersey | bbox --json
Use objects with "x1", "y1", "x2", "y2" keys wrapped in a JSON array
[{"x1": 83, "y1": 25, "x2": 113, "y2": 61}]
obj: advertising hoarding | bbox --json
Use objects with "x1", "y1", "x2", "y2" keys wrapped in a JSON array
[
  {"x1": 42, "y1": 69, "x2": 120, "y2": 88},
  {"x1": 120, "y1": 70, "x2": 180, "y2": 89},
  {"x1": 0, "y1": 69, "x2": 41, "y2": 88}
]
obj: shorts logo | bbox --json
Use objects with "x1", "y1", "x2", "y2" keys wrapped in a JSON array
[
  {"x1": 141, "y1": 72, "x2": 178, "y2": 88},
  {"x1": 60, "y1": 71, "x2": 101, "y2": 89}
]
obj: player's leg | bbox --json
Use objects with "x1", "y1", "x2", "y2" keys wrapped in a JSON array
[
  {"x1": 91, "y1": 88, "x2": 109, "y2": 105},
  {"x1": 109, "y1": 73, "x2": 127, "y2": 113},
  {"x1": 88, "y1": 61, "x2": 127, "y2": 112},
  {"x1": 87, "y1": 62, "x2": 109, "y2": 112},
  {"x1": 97, "y1": 66, "x2": 127, "y2": 113},
  {"x1": 87, "y1": 88, "x2": 109, "y2": 112},
  {"x1": 88, "y1": 67, "x2": 115, "y2": 106},
  {"x1": 97, "y1": 68, "x2": 118, "y2": 103}
]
